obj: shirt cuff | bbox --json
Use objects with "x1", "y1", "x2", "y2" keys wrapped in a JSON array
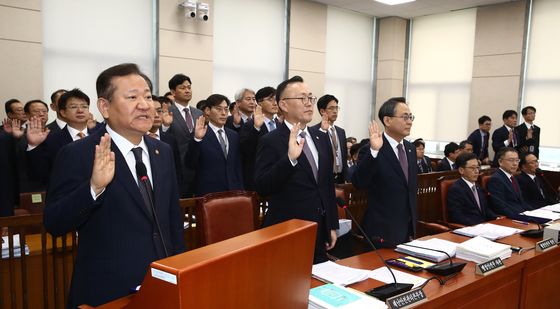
[
  {"x1": 90, "y1": 186, "x2": 105, "y2": 200},
  {"x1": 161, "y1": 124, "x2": 170, "y2": 132},
  {"x1": 26, "y1": 144, "x2": 38, "y2": 151},
  {"x1": 504, "y1": 140, "x2": 509, "y2": 146},
  {"x1": 370, "y1": 148, "x2": 379, "y2": 158},
  {"x1": 289, "y1": 155, "x2": 298, "y2": 166}
]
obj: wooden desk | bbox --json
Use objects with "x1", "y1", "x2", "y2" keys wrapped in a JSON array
[{"x1": 312, "y1": 218, "x2": 560, "y2": 308}]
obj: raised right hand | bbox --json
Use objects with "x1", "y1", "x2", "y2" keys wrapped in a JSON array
[
  {"x1": 369, "y1": 121, "x2": 383, "y2": 151},
  {"x1": 232, "y1": 104, "x2": 242, "y2": 125},
  {"x1": 253, "y1": 105, "x2": 264, "y2": 129},
  {"x1": 288, "y1": 123, "x2": 304, "y2": 161},
  {"x1": 27, "y1": 116, "x2": 50, "y2": 146},
  {"x1": 90, "y1": 133, "x2": 115, "y2": 195},
  {"x1": 194, "y1": 115, "x2": 208, "y2": 140}
]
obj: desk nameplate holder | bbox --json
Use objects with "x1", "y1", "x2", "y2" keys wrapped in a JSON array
[
  {"x1": 386, "y1": 287, "x2": 427, "y2": 309},
  {"x1": 536, "y1": 238, "x2": 557, "y2": 253},
  {"x1": 475, "y1": 257, "x2": 505, "y2": 276}
]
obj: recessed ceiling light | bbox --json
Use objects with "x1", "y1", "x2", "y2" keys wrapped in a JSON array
[{"x1": 375, "y1": 0, "x2": 416, "y2": 5}]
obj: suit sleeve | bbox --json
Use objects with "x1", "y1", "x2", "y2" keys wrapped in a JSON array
[
  {"x1": 165, "y1": 148, "x2": 186, "y2": 254},
  {"x1": 446, "y1": 185, "x2": 477, "y2": 226},
  {"x1": 487, "y1": 177, "x2": 517, "y2": 218},
  {"x1": 254, "y1": 135, "x2": 296, "y2": 197},
  {"x1": 351, "y1": 145, "x2": 375, "y2": 190}
]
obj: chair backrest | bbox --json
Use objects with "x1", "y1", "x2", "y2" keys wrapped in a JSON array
[
  {"x1": 195, "y1": 191, "x2": 258, "y2": 247},
  {"x1": 19, "y1": 192, "x2": 46, "y2": 214},
  {"x1": 335, "y1": 187, "x2": 346, "y2": 219},
  {"x1": 480, "y1": 175, "x2": 492, "y2": 191},
  {"x1": 439, "y1": 179, "x2": 456, "y2": 223},
  {"x1": 179, "y1": 197, "x2": 200, "y2": 250}
]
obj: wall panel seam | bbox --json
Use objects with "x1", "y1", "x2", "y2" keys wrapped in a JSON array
[
  {"x1": 289, "y1": 47, "x2": 325, "y2": 54},
  {"x1": 289, "y1": 69, "x2": 325, "y2": 74},
  {"x1": 474, "y1": 52, "x2": 522, "y2": 57},
  {"x1": 472, "y1": 75, "x2": 520, "y2": 78},
  {"x1": 159, "y1": 55, "x2": 212, "y2": 62},
  {"x1": 0, "y1": 38, "x2": 41, "y2": 44},
  {"x1": 0, "y1": 4, "x2": 40, "y2": 12},
  {"x1": 159, "y1": 28, "x2": 213, "y2": 38}
]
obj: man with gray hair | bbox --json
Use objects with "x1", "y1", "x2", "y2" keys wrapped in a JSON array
[{"x1": 225, "y1": 88, "x2": 256, "y2": 131}]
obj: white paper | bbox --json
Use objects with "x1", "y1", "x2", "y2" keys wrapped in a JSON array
[
  {"x1": 312, "y1": 261, "x2": 371, "y2": 286},
  {"x1": 369, "y1": 267, "x2": 426, "y2": 289},
  {"x1": 522, "y1": 209, "x2": 560, "y2": 221},
  {"x1": 542, "y1": 203, "x2": 560, "y2": 212},
  {"x1": 456, "y1": 236, "x2": 512, "y2": 263},
  {"x1": 453, "y1": 223, "x2": 522, "y2": 240},
  {"x1": 335, "y1": 219, "x2": 352, "y2": 237},
  {"x1": 395, "y1": 238, "x2": 458, "y2": 262}
]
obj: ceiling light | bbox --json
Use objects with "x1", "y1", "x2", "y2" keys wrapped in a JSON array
[{"x1": 375, "y1": 0, "x2": 415, "y2": 5}]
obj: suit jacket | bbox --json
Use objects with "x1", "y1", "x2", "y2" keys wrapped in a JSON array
[
  {"x1": 254, "y1": 123, "x2": 338, "y2": 263},
  {"x1": 416, "y1": 155, "x2": 432, "y2": 174},
  {"x1": 239, "y1": 118, "x2": 279, "y2": 191},
  {"x1": 467, "y1": 129, "x2": 489, "y2": 161},
  {"x1": 447, "y1": 178, "x2": 497, "y2": 226},
  {"x1": 487, "y1": 169, "x2": 533, "y2": 217},
  {"x1": 0, "y1": 131, "x2": 17, "y2": 216},
  {"x1": 436, "y1": 157, "x2": 455, "y2": 171},
  {"x1": 310, "y1": 123, "x2": 348, "y2": 184},
  {"x1": 515, "y1": 124, "x2": 540, "y2": 158},
  {"x1": 186, "y1": 126, "x2": 244, "y2": 196},
  {"x1": 43, "y1": 127, "x2": 185, "y2": 308},
  {"x1": 225, "y1": 115, "x2": 250, "y2": 132},
  {"x1": 149, "y1": 128, "x2": 185, "y2": 194},
  {"x1": 491, "y1": 125, "x2": 517, "y2": 166},
  {"x1": 46, "y1": 120, "x2": 63, "y2": 133},
  {"x1": 516, "y1": 172, "x2": 555, "y2": 209},
  {"x1": 167, "y1": 104, "x2": 203, "y2": 197},
  {"x1": 352, "y1": 135, "x2": 418, "y2": 246}
]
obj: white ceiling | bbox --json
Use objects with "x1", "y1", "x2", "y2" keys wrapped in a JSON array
[{"x1": 312, "y1": 0, "x2": 519, "y2": 18}]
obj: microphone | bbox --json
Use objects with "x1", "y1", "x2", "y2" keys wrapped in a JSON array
[
  {"x1": 374, "y1": 237, "x2": 466, "y2": 277},
  {"x1": 136, "y1": 162, "x2": 169, "y2": 257},
  {"x1": 536, "y1": 168, "x2": 560, "y2": 203},
  {"x1": 335, "y1": 198, "x2": 413, "y2": 301},
  {"x1": 486, "y1": 192, "x2": 546, "y2": 238}
]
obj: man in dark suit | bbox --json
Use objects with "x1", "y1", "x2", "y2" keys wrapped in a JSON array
[
  {"x1": 26, "y1": 89, "x2": 94, "y2": 187},
  {"x1": 187, "y1": 94, "x2": 244, "y2": 196},
  {"x1": 0, "y1": 131, "x2": 17, "y2": 216},
  {"x1": 46, "y1": 89, "x2": 67, "y2": 132},
  {"x1": 165, "y1": 74, "x2": 203, "y2": 197},
  {"x1": 225, "y1": 88, "x2": 256, "y2": 132},
  {"x1": 352, "y1": 97, "x2": 417, "y2": 247},
  {"x1": 43, "y1": 64, "x2": 185, "y2": 308},
  {"x1": 487, "y1": 147, "x2": 533, "y2": 217},
  {"x1": 413, "y1": 138, "x2": 432, "y2": 174},
  {"x1": 436, "y1": 142, "x2": 459, "y2": 171},
  {"x1": 255, "y1": 76, "x2": 338, "y2": 264},
  {"x1": 515, "y1": 106, "x2": 540, "y2": 158},
  {"x1": 2, "y1": 99, "x2": 27, "y2": 131},
  {"x1": 239, "y1": 86, "x2": 279, "y2": 190},
  {"x1": 447, "y1": 152, "x2": 497, "y2": 226},
  {"x1": 311, "y1": 94, "x2": 347, "y2": 184},
  {"x1": 517, "y1": 152, "x2": 558, "y2": 208},
  {"x1": 467, "y1": 115, "x2": 492, "y2": 165},
  {"x1": 491, "y1": 110, "x2": 518, "y2": 167}
]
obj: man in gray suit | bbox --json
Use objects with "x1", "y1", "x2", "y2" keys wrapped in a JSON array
[{"x1": 164, "y1": 74, "x2": 203, "y2": 197}]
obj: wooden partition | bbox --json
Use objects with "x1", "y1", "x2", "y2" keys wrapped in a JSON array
[{"x1": 90, "y1": 219, "x2": 317, "y2": 309}]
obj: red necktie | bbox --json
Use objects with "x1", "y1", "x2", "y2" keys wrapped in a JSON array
[{"x1": 510, "y1": 176, "x2": 519, "y2": 194}]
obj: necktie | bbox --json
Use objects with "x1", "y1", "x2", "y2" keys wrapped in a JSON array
[
  {"x1": 299, "y1": 131, "x2": 318, "y2": 182},
  {"x1": 452, "y1": 162, "x2": 456, "y2": 170},
  {"x1": 77, "y1": 132, "x2": 85, "y2": 139},
  {"x1": 268, "y1": 120, "x2": 276, "y2": 132},
  {"x1": 217, "y1": 129, "x2": 227, "y2": 157},
  {"x1": 131, "y1": 147, "x2": 154, "y2": 217},
  {"x1": 472, "y1": 185, "x2": 482, "y2": 212},
  {"x1": 480, "y1": 134, "x2": 486, "y2": 158},
  {"x1": 510, "y1": 176, "x2": 520, "y2": 194},
  {"x1": 397, "y1": 144, "x2": 408, "y2": 182},
  {"x1": 534, "y1": 177, "x2": 545, "y2": 198},
  {"x1": 511, "y1": 129, "x2": 517, "y2": 147},
  {"x1": 329, "y1": 127, "x2": 341, "y2": 173},
  {"x1": 184, "y1": 107, "x2": 194, "y2": 133}
]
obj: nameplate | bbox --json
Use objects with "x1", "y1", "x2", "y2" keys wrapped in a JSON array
[
  {"x1": 151, "y1": 268, "x2": 177, "y2": 285},
  {"x1": 536, "y1": 238, "x2": 557, "y2": 252},
  {"x1": 386, "y1": 288, "x2": 427, "y2": 309},
  {"x1": 475, "y1": 257, "x2": 505, "y2": 276},
  {"x1": 31, "y1": 194, "x2": 42, "y2": 204}
]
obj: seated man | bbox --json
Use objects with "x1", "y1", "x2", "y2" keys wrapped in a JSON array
[
  {"x1": 487, "y1": 147, "x2": 534, "y2": 217},
  {"x1": 413, "y1": 138, "x2": 432, "y2": 174},
  {"x1": 516, "y1": 152, "x2": 558, "y2": 208},
  {"x1": 447, "y1": 152, "x2": 497, "y2": 226},
  {"x1": 437, "y1": 142, "x2": 460, "y2": 171}
]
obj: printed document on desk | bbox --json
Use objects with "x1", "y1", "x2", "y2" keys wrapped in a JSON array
[
  {"x1": 312, "y1": 261, "x2": 371, "y2": 286},
  {"x1": 453, "y1": 223, "x2": 522, "y2": 240},
  {"x1": 542, "y1": 203, "x2": 560, "y2": 212},
  {"x1": 456, "y1": 236, "x2": 512, "y2": 263},
  {"x1": 395, "y1": 238, "x2": 458, "y2": 262},
  {"x1": 308, "y1": 284, "x2": 387, "y2": 309},
  {"x1": 522, "y1": 209, "x2": 560, "y2": 221}
]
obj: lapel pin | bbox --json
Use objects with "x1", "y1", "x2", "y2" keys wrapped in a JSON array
[
  {"x1": 315, "y1": 136, "x2": 319, "y2": 140},
  {"x1": 155, "y1": 149, "x2": 160, "y2": 155}
]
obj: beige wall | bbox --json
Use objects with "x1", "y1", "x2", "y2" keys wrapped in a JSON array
[
  {"x1": 375, "y1": 17, "x2": 407, "y2": 120},
  {"x1": 0, "y1": 0, "x2": 42, "y2": 119},
  {"x1": 158, "y1": 0, "x2": 214, "y2": 105},
  {"x1": 289, "y1": 0, "x2": 327, "y2": 124},
  {"x1": 469, "y1": 0, "x2": 527, "y2": 134}
]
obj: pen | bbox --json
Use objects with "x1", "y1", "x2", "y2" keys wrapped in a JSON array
[
  {"x1": 512, "y1": 220, "x2": 529, "y2": 225},
  {"x1": 400, "y1": 256, "x2": 423, "y2": 265}
]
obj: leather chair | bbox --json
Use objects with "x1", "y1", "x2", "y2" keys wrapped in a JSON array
[
  {"x1": 439, "y1": 178, "x2": 465, "y2": 229},
  {"x1": 195, "y1": 191, "x2": 259, "y2": 247},
  {"x1": 335, "y1": 187, "x2": 346, "y2": 219},
  {"x1": 480, "y1": 175, "x2": 492, "y2": 191}
]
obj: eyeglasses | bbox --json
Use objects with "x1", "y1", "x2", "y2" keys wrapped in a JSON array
[
  {"x1": 464, "y1": 166, "x2": 481, "y2": 172},
  {"x1": 502, "y1": 158, "x2": 520, "y2": 163},
  {"x1": 211, "y1": 106, "x2": 229, "y2": 113},
  {"x1": 390, "y1": 114, "x2": 415, "y2": 122},
  {"x1": 326, "y1": 106, "x2": 340, "y2": 111},
  {"x1": 66, "y1": 105, "x2": 89, "y2": 110},
  {"x1": 282, "y1": 96, "x2": 317, "y2": 105}
]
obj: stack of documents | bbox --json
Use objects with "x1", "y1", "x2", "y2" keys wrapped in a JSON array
[
  {"x1": 309, "y1": 284, "x2": 387, "y2": 309},
  {"x1": 395, "y1": 238, "x2": 458, "y2": 262},
  {"x1": 542, "y1": 203, "x2": 560, "y2": 212},
  {"x1": 455, "y1": 236, "x2": 511, "y2": 263},
  {"x1": 453, "y1": 223, "x2": 522, "y2": 240},
  {"x1": 312, "y1": 261, "x2": 371, "y2": 286},
  {"x1": 2, "y1": 235, "x2": 30, "y2": 259},
  {"x1": 335, "y1": 219, "x2": 352, "y2": 238},
  {"x1": 522, "y1": 209, "x2": 560, "y2": 221}
]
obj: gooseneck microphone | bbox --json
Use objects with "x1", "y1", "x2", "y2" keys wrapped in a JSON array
[
  {"x1": 536, "y1": 168, "x2": 560, "y2": 203},
  {"x1": 136, "y1": 162, "x2": 169, "y2": 258},
  {"x1": 336, "y1": 198, "x2": 413, "y2": 301}
]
